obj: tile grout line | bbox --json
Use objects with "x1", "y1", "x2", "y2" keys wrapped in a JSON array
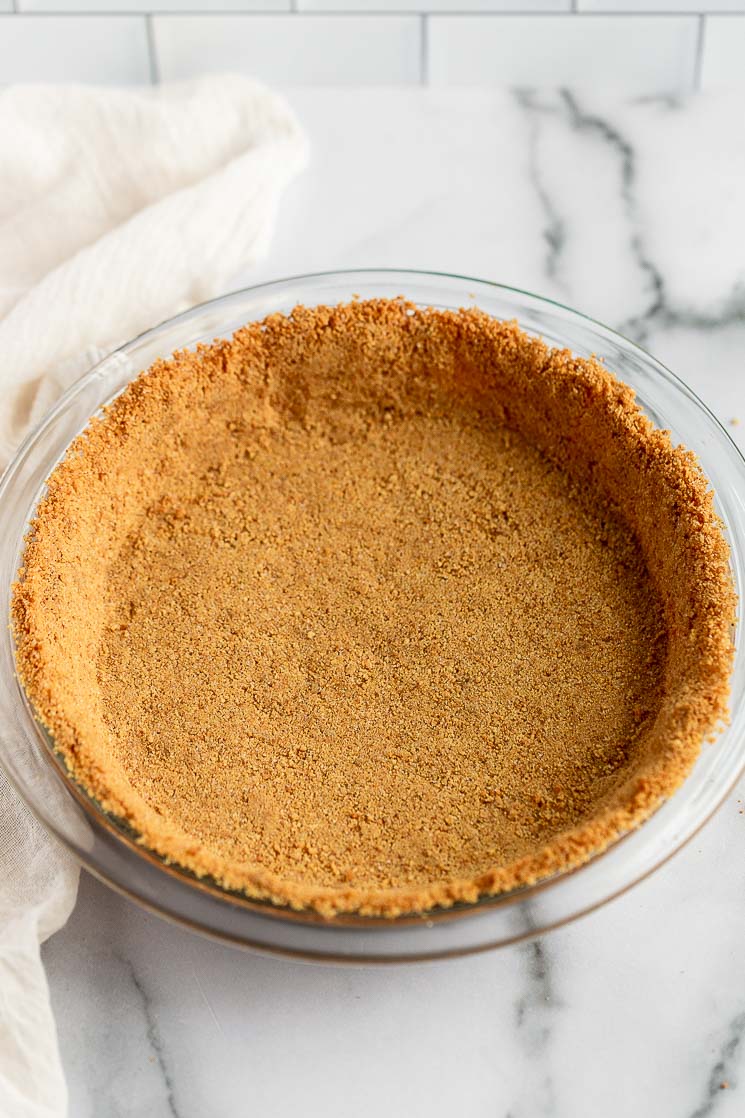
[
  {"x1": 693, "y1": 12, "x2": 706, "y2": 91},
  {"x1": 5, "y1": 10, "x2": 745, "y2": 17},
  {"x1": 420, "y1": 11, "x2": 428, "y2": 86},
  {"x1": 145, "y1": 12, "x2": 160, "y2": 84},
  {"x1": 3, "y1": 10, "x2": 745, "y2": 18}
]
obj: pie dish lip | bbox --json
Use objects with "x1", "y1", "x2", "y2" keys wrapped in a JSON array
[
  {"x1": 0, "y1": 264, "x2": 728, "y2": 486},
  {"x1": 13, "y1": 298, "x2": 730, "y2": 917},
  {"x1": 1, "y1": 267, "x2": 744, "y2": 961}
]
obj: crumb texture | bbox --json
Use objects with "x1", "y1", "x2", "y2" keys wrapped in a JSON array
[{"x1": 12, "y1": 300, "x2": 735, "y2": 917}]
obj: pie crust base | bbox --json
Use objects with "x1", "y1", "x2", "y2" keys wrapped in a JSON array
[{"x1": 12, "y1": 301, "x2": 735, "y2": 917}]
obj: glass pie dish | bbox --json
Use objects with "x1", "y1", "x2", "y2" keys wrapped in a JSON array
[{"x1": 1, "y1": 268, "x2": 744, "y2": 963}]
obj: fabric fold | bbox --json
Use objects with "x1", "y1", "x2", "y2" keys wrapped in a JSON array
[{"x1": 0, "y1": 74, "x2": 307, "y2": 1118}]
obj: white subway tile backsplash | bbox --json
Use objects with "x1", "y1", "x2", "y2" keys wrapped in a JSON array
[
  {"x1": 300, "y1": 0, "x2": 570, "y2": 11},
  {"x1": 428, "y1": 14, "x2": 699, "y2": 92},
  {"x1": 153, "y1": 14, "x2": 421, "y2": 85},
  {"x1": 20, "y1": 0, "x2": 289, "y2": 10},
  {"x1": 580, "y1": 0, "x2": 745, "y2": 9},
  {"x1": 0, "y1": 5, "x2": 726, "y2": 93},
  {"x1": 700, "y1": 15, "x2": 745, "y2": 86},
  {"x1": 0, "y1": 14, "x2": 150, "y2": 82}
]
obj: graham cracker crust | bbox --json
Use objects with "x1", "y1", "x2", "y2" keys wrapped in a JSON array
[{"x1": 12, "y1": 300, "x2": 736, "y2": 917}]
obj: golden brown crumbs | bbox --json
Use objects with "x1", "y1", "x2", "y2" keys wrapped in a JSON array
[{"x1": 11, "y1": 300, "x2": 736, "y2": 917}]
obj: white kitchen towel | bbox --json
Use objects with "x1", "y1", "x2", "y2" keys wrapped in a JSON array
[{"x1": 0, "y1": 75, "x2": 308, "y2": 1118}]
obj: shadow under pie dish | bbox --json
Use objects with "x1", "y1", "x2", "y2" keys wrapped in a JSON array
[{"x1": 9, "y1": 291, "x2": 737, "y2": 922}]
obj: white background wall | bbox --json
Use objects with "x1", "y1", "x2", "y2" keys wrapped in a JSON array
[{"x1": 0, "y1": 2, "x2": 743, "y2": 91}]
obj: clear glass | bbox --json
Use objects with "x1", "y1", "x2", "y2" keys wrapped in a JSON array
[{"x1": 1, "y1": 269, "x2": 744, "y2": 963}]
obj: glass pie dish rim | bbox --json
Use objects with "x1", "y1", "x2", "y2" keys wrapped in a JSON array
[{"x1": 1, "y1": 267, "x2": 744, "y2": 963}]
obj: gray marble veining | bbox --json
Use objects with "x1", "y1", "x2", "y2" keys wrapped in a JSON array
[
  {"x1": 689, "y1": 1012, "x2": 745, "y2": 1118},
  {"x1": 123, "y1": 957, "x2": 181, "y2": 1118}
]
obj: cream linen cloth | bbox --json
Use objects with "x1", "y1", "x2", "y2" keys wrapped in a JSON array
[{"x1": 0, "y1": 76, "x2": 308, "y2": 1117}]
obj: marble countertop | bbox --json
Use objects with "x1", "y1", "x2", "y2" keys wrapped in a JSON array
[{"x1": 43, "y1": 87, "x2": 745, "y2": 1118}]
